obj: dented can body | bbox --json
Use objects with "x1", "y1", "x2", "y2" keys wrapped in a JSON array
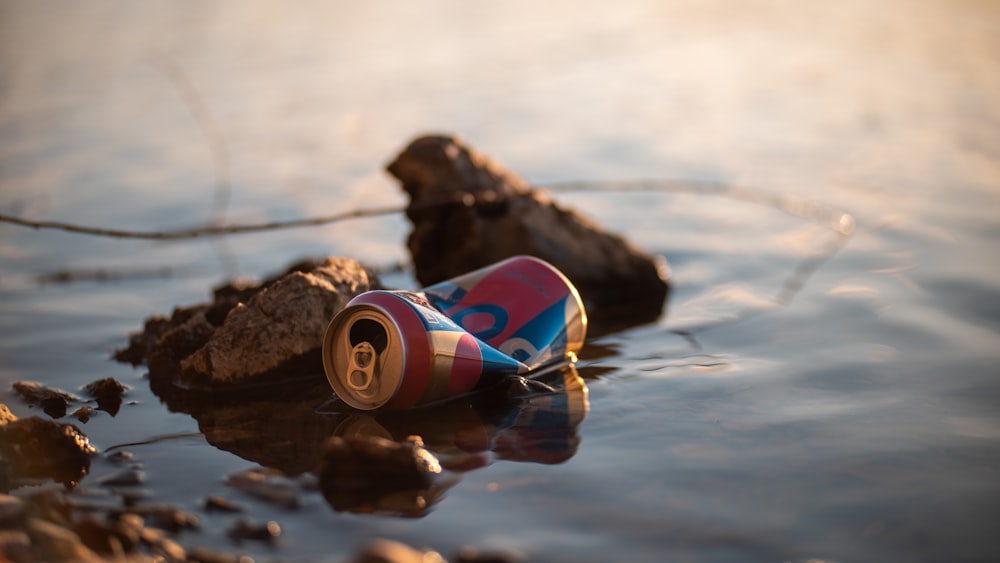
[{"x1": 322, "y1": 255, "x2": 587, "y2": 410}]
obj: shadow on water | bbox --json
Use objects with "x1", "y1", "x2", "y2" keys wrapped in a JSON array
[{"x1": 152, "y1": 364, "x2": 588, "y2": 517}]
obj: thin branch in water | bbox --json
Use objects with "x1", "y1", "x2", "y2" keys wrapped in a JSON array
[
  {"x1": 37, "y1": 266, "x2": 174, "y2": 285},
  {"x1": 0, "y1": 204, "x2": 405, "y2": 240}
]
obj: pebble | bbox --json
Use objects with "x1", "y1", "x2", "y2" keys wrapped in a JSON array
[
  {"x1": 226, "y1": 518, "x2": 281, "y2": 543},
  {"x1": 225, "y1": 468, "x2": 300, "y2": 509},
  {"x1": 354, "y1": 538, "x2": 446, "y2": 563},
  {"x1": 97, "y1": 468, "x2": 146, "y2": 487}
]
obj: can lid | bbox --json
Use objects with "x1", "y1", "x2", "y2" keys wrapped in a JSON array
[{"x1": 322, "y1": 305, "x2": 404, "y2": 410}]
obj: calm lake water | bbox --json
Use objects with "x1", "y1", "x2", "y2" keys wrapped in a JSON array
[{"x1": 2, "y1": 1, "x2": 999, "y2": 561}]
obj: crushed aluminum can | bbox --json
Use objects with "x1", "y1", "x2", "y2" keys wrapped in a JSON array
[{"x1": 322, "y1": 255, "x2": 587, "y2": 410}]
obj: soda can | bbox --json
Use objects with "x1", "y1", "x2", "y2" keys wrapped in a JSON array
[{"x1": 322, "y1": 255, "x2": 587, "y2": 410}]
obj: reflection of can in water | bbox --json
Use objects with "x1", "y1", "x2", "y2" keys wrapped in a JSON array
[
  {"x1": 334, "y1": 364, "x2": 590, "y2": 465},
  {"x1": 322, "y1": 256, "x2": 587, "y2": 410}
]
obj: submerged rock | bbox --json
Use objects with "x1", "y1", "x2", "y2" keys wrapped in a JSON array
[
  {"x1": 11, "y1": 381, "x2": 81, "y2": 419},
  {"x1": 387, "y1": 134, "x2": 670, "y2": 332},
  {"x1": 317, "y1": 435, "x2": 445, "y2": 517}
]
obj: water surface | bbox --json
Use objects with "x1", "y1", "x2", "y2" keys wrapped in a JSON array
[{"x1": 2, "y1": 1, "x2": 999, "y2": 562}]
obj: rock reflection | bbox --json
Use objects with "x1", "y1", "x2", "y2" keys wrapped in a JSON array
[{"x1": 155, "y1": 364, "x2": 588, "y2": 517}]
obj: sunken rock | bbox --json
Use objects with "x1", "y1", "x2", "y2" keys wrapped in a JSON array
[
  {"x1": 175, "y1": 257, "x2": 377, "y2": 387},
  {"x1": 386, "y1": 134, "x2": 670, "y2": 328},
  {"x1": 318, "y1": 435, "x2": 444, "y2": 516}
]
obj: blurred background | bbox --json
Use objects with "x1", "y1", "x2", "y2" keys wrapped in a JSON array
[{"x1": 2, "y1": 1, "x2": 999, "y2": 561}]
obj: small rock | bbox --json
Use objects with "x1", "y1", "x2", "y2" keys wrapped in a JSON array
[
  {"x1": 26, "y1": 517, "x2": 104, "y2": 563},
  {"x1": 83, "y1": 377, "x2": 129, "y2": 416},
  {"x1": 187, "y1": 545, "x2": 256, "y2": 563},
  {"x1": 226, "y1": 518, "x2": 281, "y2": 543},
  {"x1": 0, "y1": 416, "x2": 95, "y2": 488},
  {"x1": 0, "y1": 494, "x2": 24, "y2": 527},
  {"x1": 455, "y1": 546, "x2": 524, "y2": 563},
  {"x1": 72, "y1": 514, "x2": 136, "y2": 556},
  {"x1": 0, "y1": 530, "x2": 32, "y2": 562},
  {"x1": 155, "y1": 537, "x2": 187, "y2": 562},
  {"x1": 19, "y1": 488, "x2": 73, "y2": 527},
  {"x1": 0, "y1": 403, "x2": 15, "y2": 425},
  {"x1": 354, "y1": 538, "x2": 446, "y2": 563},
  {"x1": 97, "y1": 468, "x2": 145, "y2": 487},
  {"x1": 134, "y1": 504, "x2": 201, "y2": 533},
  {"x1": 203, "y1": 495, "x2": 245, "y2": 513},
  {"x1": 11, "y1": 381, "x2": 82, "y2": 419},
  {"x1": 105, "y1": 450, "x2": 136, "y2": 464},
  {"x1": 225, "y1": 468, "x2": 300, "y2": 509},
  {"x1": 71, "y1": 405, "x2": 94, "y2": 423}
]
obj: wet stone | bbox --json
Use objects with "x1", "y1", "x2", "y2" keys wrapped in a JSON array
[
  {"x1": 0, "y1": 404, "x2": 15, "y2": 425},
  {"x1": 0, "y1": 416, "x2": 95, "y2": 489},
  {"x1": 11, "y1": 381, "x2": 83, "y2": 419},
  {"x1": 187, "y1": 545, "x2": 256, "y2": 563},
  {"x1": 455, "y1": 546, "x2": 524, "y2": 563},
  {"x1": 83, "y1": 377, "x2": 129, "y2": 416},
  {"x1": 72, "y1": 514, "x2": 137, "y2": 556},
  {"x1": 0, "y1": 530, "x2": 32, "y2": 562},
  {"x1": 105, "y1": 450, "x2": 136, "y2": 464},
  {"x1": 203, "y1": 495, "x2": 246, "y2": 513},
  {"x1": 71, "y1": 405, "x2": 94, "y2": 423},
  {"x1": 154, "y1": 537, "x2": 187, "y2": 562},
  {"x1": 117, "y1": 257, "x2": 380, "y2": 393},
  {"x1": 134, "y1": 504, "x2": 201, "y2": 533},
  {"x1": 226, "y1": 517, "x2": 281, "y2": 543},
  {"x1": 354, "y1": 538, "x2": 446, "y2": 563},
  {"x1": 25, "y1": 517, "x2": 104, "y2": 563},
  {"x1": 97, "y1": 468, "x2": 145, "y2": 487},
  {"x1": 0, "y1": 494, "x2": 25, "y2": 527},
  {"x1": 225, "y1": 468, "x2": 301, "y2": 509},
  {"x1": 386, "y1": 134, "x2": 670, "y2": 332}
]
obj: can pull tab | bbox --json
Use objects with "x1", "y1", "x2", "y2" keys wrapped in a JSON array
[{"x1": 347, "y1": 341, "x2": 377, "y2": 391}]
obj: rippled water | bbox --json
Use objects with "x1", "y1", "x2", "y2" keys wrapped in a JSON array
[{"x1": 2, "y1": 1, "x2": 999, "y2": 561}]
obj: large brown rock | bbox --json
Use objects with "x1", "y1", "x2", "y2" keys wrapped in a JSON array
[
  {"x1": 179, "y1": 258, "x2": 377, "y2": 386},
  {"x1": 120, "y1": 257, "x2": 379, "y2": 392},
  {"x1": 386, "y1": 134, "x2": 670, "y2": 332}
]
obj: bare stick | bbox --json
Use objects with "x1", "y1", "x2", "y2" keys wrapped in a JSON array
[
  {"x1": 0, "y1": 180, "x2": 855, "y2": 241},
  {"x1": 0, "y1": 205, "x2": 404, "y2": 240}
]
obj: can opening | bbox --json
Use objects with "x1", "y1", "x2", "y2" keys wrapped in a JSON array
[
  {"x1": 349, "y1": 318, "x2": 388, "y2": 353},
  {"x1": 345, "y1": 319, "x2": 390, "y2": 393}
]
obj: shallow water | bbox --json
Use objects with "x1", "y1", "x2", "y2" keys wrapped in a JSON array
[{"x1": 2, "y1": 1, "x2": 1000, "y2": 561}]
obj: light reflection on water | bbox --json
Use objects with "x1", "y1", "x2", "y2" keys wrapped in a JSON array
[{"x1": 2, "y1": 1, "x2": 1000, "y2": 561}]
